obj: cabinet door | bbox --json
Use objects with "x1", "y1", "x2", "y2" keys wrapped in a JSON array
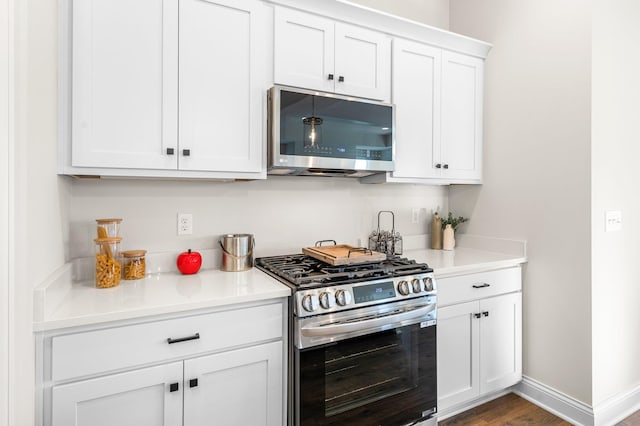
[
  {"x1": 391, "y1": 39, "x2": 441, "y2": 179},
  {"x1": 183, "y1": 341, "x2": 283, "y2": 426},
  {"x1": 71, "y1": 0, "x2": 178, "y2": 170},
  {"x1": 179, "y1": 0, "x2": 266, "y2": 173},
  {"x1": 437, "y1": 301, "x2": 480, "y2": 411},
  {"x1": 479, "y1": 292, "x2": 522, "y2": 394},
  {"x1": 274, "y1": 7, "x2": 335, "y2": 93},
  {"x1": 441, "y1": 51, "x2": 484, "y2": 181},
  {"x1": 334, "y1": 23, "x2": 391, "y2": 101},
  {"x1": 51, "y1": 362, "x2": 183, "y2": 426}
]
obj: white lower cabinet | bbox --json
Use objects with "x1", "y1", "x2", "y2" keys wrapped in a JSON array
[
  {"x1": 52, "y1": 362, "x2": 184, "y2": 426},
  {"x1": 183, "y1": 342, "x2": 282, "y2": 426},
  {"x1": 40, "y1": 300, "x2": 286, "y2": 426},
  {"x1": 437, "y1": 268, "x2": 522, "y2": 414}
]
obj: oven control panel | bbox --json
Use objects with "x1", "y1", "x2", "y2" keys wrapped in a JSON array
[{"x1": 295, "y1": 273, "x2": 437, "y2": 317}]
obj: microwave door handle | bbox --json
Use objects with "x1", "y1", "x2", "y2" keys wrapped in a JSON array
[{"x1": 301, "y1": 304, "x2": 435, "y2": 337}]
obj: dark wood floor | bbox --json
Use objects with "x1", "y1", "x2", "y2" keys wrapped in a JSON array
[{"x1": 438, "y1": 393, "x2": 640, "y2": 425}]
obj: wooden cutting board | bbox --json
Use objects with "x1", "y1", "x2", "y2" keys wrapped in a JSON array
[{"x1": 302, "y1": 244, "x2": 387, "y2": 266}]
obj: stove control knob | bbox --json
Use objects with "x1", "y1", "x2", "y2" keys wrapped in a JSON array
[
  {"x1": 319, "y1": 292, "x2": 336, "y2": 309},
  {"x1": 335, "y1": 289, "x2": 352, "y2": 306},
  {"x1": 423, "y1": 277, "x2": 434, "y2": 292},
  {"x1": 411, "y1": 278, "x2": 422, "y2": 293},
  {"x1": 397, "y1": 280, "x2": 410, "y2": 296},
  {"x1": 301, "y1": 294, "x2": 320, "y2": 312}
]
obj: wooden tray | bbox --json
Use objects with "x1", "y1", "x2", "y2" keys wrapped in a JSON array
[{"x1": 302, "y1": 244, "x2": 387, "y2": 266}]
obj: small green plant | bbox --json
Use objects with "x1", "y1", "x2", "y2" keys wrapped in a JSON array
[{"x1": 441, "y1": 212, "x2": 469, "y2": 232}]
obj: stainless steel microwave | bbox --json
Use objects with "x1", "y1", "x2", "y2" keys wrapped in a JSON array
[{"x1": 267, "y1": 86, "x2": 394, "y2": 177}]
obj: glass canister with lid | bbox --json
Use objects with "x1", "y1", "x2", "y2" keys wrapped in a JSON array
[
  {"x1": 96, "y1": 218, "x2": 122, "y2": 239},
  {"x1": 95, "y1": 237, "x2": 122, "y2": 288},
  {"x1": 121, "y1": 250, "x2": 147, "y2": 280}
]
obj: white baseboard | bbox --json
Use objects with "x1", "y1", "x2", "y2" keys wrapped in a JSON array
[
  {"x1": 512, "y1": 377, "x2": 594, "y2": 426},
  {"x1": 515, "y1": 376, "x2": 640, "y2": 426},
  {"x1": 592, "y1": 382, "x2": 640, "y2": 426}
]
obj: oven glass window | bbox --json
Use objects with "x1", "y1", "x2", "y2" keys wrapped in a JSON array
[
  {"x1": 297, "y1": 323, "x2": 436, "y2": 426},
  {"x1": 279, "y1": 90, "x2": 393, "y2": 161}
]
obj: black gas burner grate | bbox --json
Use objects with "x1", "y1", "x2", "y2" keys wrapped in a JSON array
[{"x1": 255, "y1": 254, "x2": 432, "y2": 288}]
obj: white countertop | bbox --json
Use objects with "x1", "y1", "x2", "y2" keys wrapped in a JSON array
[
  {"x1": 33, "y1": 235, "x2": 526, "y2": 332},
  {"x1": 33, "y1": 267, "x2": 291, "y2": 332},
  {"x1": 405, "y1": 247, "x2": 527, "y2": 278}
]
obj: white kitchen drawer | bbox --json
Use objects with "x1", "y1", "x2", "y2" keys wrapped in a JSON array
[
  {"x1": 437, "y1": 267, "x2": 521, "y2": 307},
  {"x1": 51, "y1": 302, "x2": 283, "y2": 382}
]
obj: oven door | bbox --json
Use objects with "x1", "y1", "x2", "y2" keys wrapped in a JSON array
[{"x1": 295, "y1": 299, "x2": 437, "y2": 426}]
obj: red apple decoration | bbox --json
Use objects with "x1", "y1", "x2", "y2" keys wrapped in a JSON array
[{"x1": 177, "y1": 249, "x2": 202, "y2": 275}]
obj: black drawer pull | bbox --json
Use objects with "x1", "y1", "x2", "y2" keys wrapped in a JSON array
[
  {"x1": 338, "y1": 75, "x2": 345, "y2": 82},
  {"x1": 182, "y1": 149, "x2": 191, "y2": 156},
  {"x1": 472, "y1": 283, "x2": 491, "y2": 289},
  {"x1": 483, "y1": 311, "x2": 490, "y2": 317},
  {"x1": 169, "y1": 382, "x2": 179, "y2": 392},
  {"x1": 166, "y1": 147, "x2": 175, "y2": 155},
  {"x1": 190, "y1": 378, "x2": 198, "y2": 388},
  {"x1": 435, "y1": 163, "x2": 442, "y2": 169},
  {"x1": 328, "y1": 73, "x2": 334, "y2": 80},
  {"x1": 474, "y1": 313, "x2": 481, "y2": 319},
  {"x1": 167, "y1": 332, "x2": 200, "y2": 344},
  {"x1": 443, "y1": 164, "x2": 449, "y2": 169}
]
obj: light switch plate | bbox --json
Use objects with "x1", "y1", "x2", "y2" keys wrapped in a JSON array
[{"x1": 605, "y1": 210, "x2": 622, "y2": 232}]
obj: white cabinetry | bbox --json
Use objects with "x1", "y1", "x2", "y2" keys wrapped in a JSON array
[
  {"x1": 437, "y1": 268, "x2": 522, "y2": 414},
  {"x1": 62, "y1": 0, "x2": 267, "y2": 179},
  {"x1": 362, "y1": 41, "x2": 485, "y2": 185},
  {"x1": 274, "y1": 7, "x2": 391, "y2": 101},
  {"x1": 440, "y1": 51, "x2": 484, "y2": 182},
  {"x1": 388, "y1": 38, "x2": 441, "y2": 180},
  {"x1": 40, "y1": 300, "x2": 286, "y2": 426},
  {"x1": 52, "y1": 362, "x2": 184, "y2": 426}
]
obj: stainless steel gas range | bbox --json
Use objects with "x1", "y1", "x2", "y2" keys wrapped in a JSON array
[{"x1": 256, "y1": 254, "x2": 438, "y2": 426}]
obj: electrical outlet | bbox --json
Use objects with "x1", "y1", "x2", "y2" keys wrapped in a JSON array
[
  {"x1": 178, "y1": 213, "x2": 193, "y2": 235},
  {"x1": 412, "y1": 208, "x2": 420, "y2": 224},
  {"x1": 605, "y1": 210, "x2": 622, "y2": 232}
]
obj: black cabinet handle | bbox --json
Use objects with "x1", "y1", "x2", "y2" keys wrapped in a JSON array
[
  {"x1": 166, "y1": 148, "x2": 175, "y2": 155},
  {"x1": 435, "y1": 163, "x2": 442, "y2": 169},
  {"x1": 182, "y1": 149, "x2": 191, "y2": 156},
  {"x1": 169, "y1": 382, "x2": 179, "y2": 392},
  {"x1": 474, "y1": 313, "x2": 481, "y2": 319},
  {"x1": 189, "y1": 378, "x2": 198, "y2": 388},
  {"x1": 472, "y1": 283, "x2": 491, "y2": 289},
  {"x1": 167, "y1": 332, "x2": 200, "y2": 345},
  {"x1": 483, "y1": 311, "x2": 490, "y2": 317},
  {"x1": 338, "y1": 76, "x2": 344, "y2": 82},
  {"x1": 443, "y1": 164, "x2": 449, "y2": 169},
  {"x1": 328, "y1": 73, "x2": 334, "y2": 80}
]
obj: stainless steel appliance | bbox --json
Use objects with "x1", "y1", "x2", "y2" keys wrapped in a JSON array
[
  {"x1": 256, "y1": 254, "x2": 437, "y2": 426},
  {"x1": 268, "y1": 86, "x2": 395, "y2": 177}
]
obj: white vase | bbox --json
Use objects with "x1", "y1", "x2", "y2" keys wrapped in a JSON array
[{"x1": 443, "y1": 224, "x2": 455, "y2": 250}]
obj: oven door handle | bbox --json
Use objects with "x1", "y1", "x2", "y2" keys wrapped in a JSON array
[{"x1": 301, "y1": 304, "x2": 436, "y2": 337}]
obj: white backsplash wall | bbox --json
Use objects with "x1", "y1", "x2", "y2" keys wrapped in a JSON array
[{"x1": 67, "y1": 176, "x2": 447, "y2": 261}]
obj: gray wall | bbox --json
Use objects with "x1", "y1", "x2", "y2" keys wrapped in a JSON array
[{"x1": 450, "y1": 0, "x2": 593, "y2": 406}]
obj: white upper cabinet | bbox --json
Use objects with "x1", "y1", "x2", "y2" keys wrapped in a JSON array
[
  {"x1": 63, "y1": 0, "x2": 267, "y2": 179},
  {"x1": 71, "y1": 0, "x2": 178, "y2": 171},
  {"x1": 441, "y1": 50, "x2": 484, "y2": 182},
  {"x1": 274, "y1": 7, "x2": 391, "y2": 101},
  {"x1": 389, "y1": 38, "x2": 441, "y2": 180},
  {"x1": 362, "y1": 39, "x2": 485, "y2": 185},
  {"x1": 179, "y1": 0, "x2": 265, "y2": 174}
]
